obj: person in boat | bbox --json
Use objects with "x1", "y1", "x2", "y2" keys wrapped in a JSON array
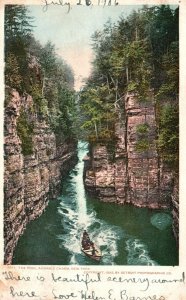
[
  {"x1": 82, "y1": 230, "x2": 91, "y2": 249},
  {"x1": 82, "y1": 240, "x2": 90, "y2": 250},
  {"x1": 83, "y1": 230, "x2": 89, "y2": 239},
  {"x1": 91, "y1": 243, "x2": 96, "y2": 256},
  {"x1": 82, "y1": 230, "x2": 91, "y2": 243}
]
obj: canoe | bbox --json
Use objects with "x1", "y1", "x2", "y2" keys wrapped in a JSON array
[{"x1": 81, "y1": 243, "x2": 102, "y2": 261}]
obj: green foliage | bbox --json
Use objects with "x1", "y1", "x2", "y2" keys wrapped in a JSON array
[
  {"x1": 17, "y1": 110, "x2": 34, "y2": 155},
  {"x1": 127, "y1": 81, "x2": 137, "y2": 92},
  {"x1": 80, "y1": 84, "x2": 116, "y2": 143},
  {"x1": 5, "y1": 53, "x2": 22, "y2": 90},
  {"x1": 35, "y1": 41, "x2": 76, "y2": 139},
  {"x1": 5, "y1": 5, "x2": 77, "y2": 142},
  {"x1": 136, "y1": 123, "x2": 150, "y2": 153},
  {"x1": 136, "y1": 123, "x2": 150, "y2": 135},
  {"x1": 157, "y1": 104, "x2": 178, "y2": 166},
  {"x1": 46, "y1": 85, "x2": 77, "y2": 140},
  {"x1": 30, "y1": 83, "x2": 43, "y2": 104},
  {"x1": 5, "y1": 88, "x2": 12, "y2": 107},
  {"x1": 30, "y1": 83, "x2": 48, "y2": 116},
  {"x1": 39, "y1": 42, "x2": 57, "y2": 77},
  {"x1": 5, "y1": 4, "x2": 178, "y2": 168},
  {"x1": 135, "y1": 139, "x2": 149, "y2": 153},
  {"x1": 79, "y1": 5, "x2": 178, "y2": 172},
  {"x1": 149, "y1": 6, "x2": 179, "y2": 91},
  {"x1": 5, "y1": 5, "x2": 34, "y2": 91},
  {"x1": 5, "y1": 5, "x2": 33, "y2": 39},
  {"x1": 156, "y1": 41, "x2": 179, "y2": 100},
  {"x1": 79, "y1": 7, "x2": 154, "y2": 142}
]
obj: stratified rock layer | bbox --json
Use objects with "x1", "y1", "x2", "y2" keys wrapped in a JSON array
[
  {"x1": 4, "y1": 89, "x2": 77, "y2": 264},
  {"x1": 172, "y1": 176, "x2": 179, "y2": 245},
  {"x1": 84, "y1": 93, "x2": 178, "y2": 241}
]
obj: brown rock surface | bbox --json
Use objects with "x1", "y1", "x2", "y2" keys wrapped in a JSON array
[
  {"x1": 172, "y1": 176, "x2": 179, "y2": 244},
  {"x1": 84, "y1": 92, "x2": 178, "y2": 241},
  {"x1": 4, "y1": 89, "x2": 77, "y2": 264}
]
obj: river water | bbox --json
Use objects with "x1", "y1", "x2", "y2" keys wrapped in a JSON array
[{"x1": 13, "y1": 141, "x2": 178, "y2": 266}]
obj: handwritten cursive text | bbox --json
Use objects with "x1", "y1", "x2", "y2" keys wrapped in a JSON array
[{"x1": 42, "y1": 0, "x2": 71, "y2": 13}]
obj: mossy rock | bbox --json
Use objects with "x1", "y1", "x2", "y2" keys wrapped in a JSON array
[{"x1": 17, "y1": 109, "x2": 34, "y2": 155}]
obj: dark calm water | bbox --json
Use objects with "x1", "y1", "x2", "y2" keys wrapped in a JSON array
[{"x1": 13, "y1": 141, "x2": 178, "y2": 266}]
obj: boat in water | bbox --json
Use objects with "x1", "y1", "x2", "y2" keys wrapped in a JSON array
[{"x1": 81, "y1": 231, "x2": 102, "y2": 261}]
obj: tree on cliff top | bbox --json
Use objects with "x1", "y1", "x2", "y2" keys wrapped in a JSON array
[
  {"x1": 79, "y1": 5, "x2": 179, "y2": 168},
  {"x1": 5, "y1": 5, "x2": 34, "y2": 91},
  {"x1": 5, "y1": 5, "x2": 77, "y2": 152}
]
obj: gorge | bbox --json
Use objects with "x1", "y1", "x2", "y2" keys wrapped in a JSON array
[
  {"x1": 83, "y1": 92, "x2": 179, "y2": 244},
  {"x1": 4, "y1": 87, "x2": 77, "y2": 264},
  {"x1": 5, "y1": 89, "x2": 179, "y2": 265},
  {"x1": 12, "y1": 141, "x2": 178, "y2": 265},
  {"x1": 4, "y1": 4, "x2": 179, "y2": 265}
]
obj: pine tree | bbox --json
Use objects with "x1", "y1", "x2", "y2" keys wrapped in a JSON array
[
  {"x1": 5, "y1": 5, "x2": 34, "y2": 91},
  {"x1": 79, "y1": 5, "x2": 179, "y2": 169}
]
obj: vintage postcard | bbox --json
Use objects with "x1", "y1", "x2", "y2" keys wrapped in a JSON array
[{"x1": 0, "y1": 0, "x2": 186, "y2": 299}]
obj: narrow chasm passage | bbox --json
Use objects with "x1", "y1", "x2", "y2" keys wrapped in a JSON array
[{"x1": 13, "y1": 141, "x2": 178, "y2": 266}]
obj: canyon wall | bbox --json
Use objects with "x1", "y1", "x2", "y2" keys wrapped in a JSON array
[
  {"x1": 84, "y1": 93, "x2": 178, "y2": 240},
  {"x1": 4, "y1": 89, "x2": 77, "y2": 264},
  {"x1": 172, "y1": 176, "x2": 179, "y2": 244}
]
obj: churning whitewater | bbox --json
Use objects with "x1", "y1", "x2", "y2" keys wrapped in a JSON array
[
  {"x1": 56, "y1": 141, "x2": 157, "y2": 266},
  {"x1": 13, "y1": 141, "x2": 178, "y2": 265}
]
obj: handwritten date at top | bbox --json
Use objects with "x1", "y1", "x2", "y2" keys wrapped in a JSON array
[
  {"x1": 42, "y1": 0, "x2": 71, "y2": 12},
  {"x1": 42, "y1": 0, "x2": 119, "y2": 13}
]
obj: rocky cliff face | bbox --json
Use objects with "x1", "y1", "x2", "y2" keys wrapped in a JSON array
[
  {"x1": 172, "y1": 176, "x2": 179, "y2": 244},
  {"x1": 84, "y1": 93, "x2": 178, "y2": 240},
  {"x1": 4, "y1": 89, "x2": 77, "y2": 264}
]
